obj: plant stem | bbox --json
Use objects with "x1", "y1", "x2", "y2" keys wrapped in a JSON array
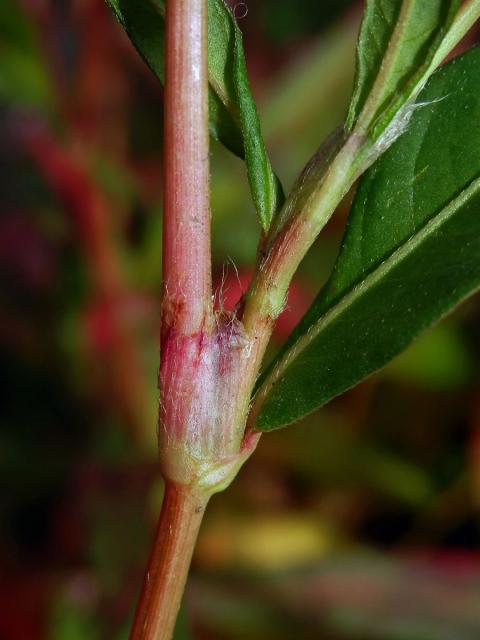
[
  {"x1": 130, "y1": 482, "x2": 210, "y2": 640},
  {"x1": 131, "y1": 1, "x2": 212, "y2": 637},
  {"x1": 242, "y1": 135, "x2": 363, "y2": 345},
  {"x1": 162, "y1": 0, "x2": 212, "y2": 335}
]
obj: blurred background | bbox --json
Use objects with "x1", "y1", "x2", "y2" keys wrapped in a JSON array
[{"x1": 1, "y1": 1, "x2": 480, "y2": 638}]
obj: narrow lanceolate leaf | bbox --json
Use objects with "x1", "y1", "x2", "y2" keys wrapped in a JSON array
[
  {"x1": 208, "y1": 0, "x2": 284, "y2": 229},
  {"x1": 106, "y1": 0, "x2": 283, "y2": 231},
  {"x1": 231, "y1": 29, "x2": 284, "y2": 230},
  {"x1": 345, "y1": 0, "x2": 480, "y2": 141},
  {"x1": 254, "y1": 47, "x2": 480, "y2": 431}
]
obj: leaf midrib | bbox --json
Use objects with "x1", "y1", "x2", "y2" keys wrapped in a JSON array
[{"x1": 255, "y1": 174, "x2": 480, "y2": 407}]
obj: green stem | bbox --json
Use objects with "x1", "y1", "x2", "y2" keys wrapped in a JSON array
[
  {"x1": 431, "y1": 0, "x2": 480, "y2": 70},
  {"x1": 242, "y1": 133, "x2": 364, "y2": 335}
]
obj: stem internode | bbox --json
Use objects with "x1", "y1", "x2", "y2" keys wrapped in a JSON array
[{"x1": 130, "y1": 483, "x2": 210, "y2": 640}]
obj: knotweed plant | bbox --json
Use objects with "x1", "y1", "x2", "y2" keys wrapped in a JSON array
[{"x1": 106, "y1": 0, "x2": 480, "y2": 638}]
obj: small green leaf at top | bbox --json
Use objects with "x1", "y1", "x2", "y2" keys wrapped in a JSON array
[
  {"x1": 106, "y1": 0, "x2": 283, "y2": 231},
  {"x1": 346, "y1": 0, "x2": 460, "y2": 138},
  {"x1": 254, "y1": 46, "x2": 480, "y2": 431}
]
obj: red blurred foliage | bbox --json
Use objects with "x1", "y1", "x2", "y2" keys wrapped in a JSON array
[
  {"x1": 0, "y1": 213, "x2": 55, "y2": 291},
  {"x1": 19, "y1": 126, "x2": 154, "y2": 447},
  {"x1": 0, "y1": 572, "x2": 48, "y2": 640}
]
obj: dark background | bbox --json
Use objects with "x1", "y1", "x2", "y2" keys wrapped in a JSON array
[{"x1": 1, "y1": 1, "x2": 480, "y2": 638}]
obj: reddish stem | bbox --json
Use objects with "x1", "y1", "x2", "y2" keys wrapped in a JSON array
[
  {"x1": 162, "y1": 0, "x2": 212, "y2": 335},
  {"x1": 131, "y1": 1, "x2": 214, "y2": 637},
  {"x1": 130, "y1": 483, "x2": 209, "y2": 640}
]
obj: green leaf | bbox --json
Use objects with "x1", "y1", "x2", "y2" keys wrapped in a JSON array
[
  {"x1": 254, "y1": 47, "x2": 480, "y2": 431},
  {"x1": 346, "y1": 0, "x2": 461, "y2": 137},
  {"x1": 230, "y1": 27, "x2": 284, "y2": 230},
  {"x1": 106, "y1": 0, "x2": 283, "y2": 230}
]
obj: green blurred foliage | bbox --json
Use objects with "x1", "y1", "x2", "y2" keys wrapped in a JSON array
[
  {"x1": 0, "y1": 0, "x2": 53, "y2": 109},
  {"x1": 260, "y1": 0, "x2": 354, "y2": 44}
]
